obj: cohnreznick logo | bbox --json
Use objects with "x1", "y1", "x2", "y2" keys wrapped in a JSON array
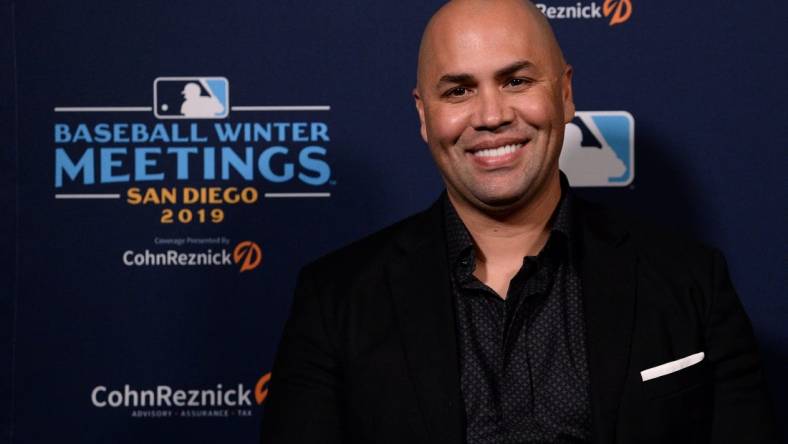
[
  {"x1": 603, "y1": 0, "x2": 632, "y2": 26},
  {"x1": 233, "y1": 241, "x2": 263, "y2": 273},
  {"x1": 123, "y1": 240, "x2": 263, "y2": 272},
  {"x1": 536, "y1": 0, "x2": 632, "y2": 26},
  {"x1": 255, "y1": 372, "x2": 272, "y2": 405},
  {"x1": 90, "y1": 372, "x2": 271, "y2": 419}
]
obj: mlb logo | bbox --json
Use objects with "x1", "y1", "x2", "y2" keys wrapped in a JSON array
[
  {"x1": 153, "y1": 77, "x2": 229, "y2": 119},
  {"x1": 559, "y1": 111, "x2": 635, "y2": 187}
]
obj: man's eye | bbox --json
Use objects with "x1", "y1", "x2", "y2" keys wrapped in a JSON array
[
  {"x1": 447, "y1": 87, "x2": 467, "y2": 97},
  {"x1": 507, "y1": 78, "x2": 531, "y2": 88}
]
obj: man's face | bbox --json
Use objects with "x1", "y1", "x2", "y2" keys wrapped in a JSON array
[{"x1": 415, "y1": 4, "x2": 574, "y2": 212}]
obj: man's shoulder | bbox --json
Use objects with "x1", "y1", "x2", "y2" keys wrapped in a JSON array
[
  {"x1": 299, "y1": 194, "x2": 725, "y2": 285},
  {"x1": 301, "y1": 201, "x2": 442, "y2": 283},
  {"x1": 575, "y1": 197, "x2": 723, "y2": 276}
]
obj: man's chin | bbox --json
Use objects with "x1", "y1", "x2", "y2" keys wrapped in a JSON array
[
  {"x1": 469, "y1": 190, "x2": 534, "y2": 215},
  {"x1": 446, "y1": 179, "x2": 542, "y2": 216}
]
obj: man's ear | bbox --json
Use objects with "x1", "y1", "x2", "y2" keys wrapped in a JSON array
[
  {"x1": 413, "y1": 88, "x2": 428, "y2": 143},
  {"x1": 561, "y1": 65, "x2": 575, "y2": 124}
]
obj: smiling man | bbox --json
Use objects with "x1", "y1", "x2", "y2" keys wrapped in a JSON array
[{"x1": 261, "y1": 1, "x2": 776, "y2": 443}]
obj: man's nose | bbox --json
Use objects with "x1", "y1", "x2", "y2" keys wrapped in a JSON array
[{"x1": 472, "y1": 88, "x2": 513, "y2": 131}]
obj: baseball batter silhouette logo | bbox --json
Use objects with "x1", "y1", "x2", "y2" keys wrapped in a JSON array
[
  {"x1": 153, "y1": 76, "x2": 230, "y2": 119},
  {"x1": 559, "y1": 111, "x2": 634, "y2": 187}
]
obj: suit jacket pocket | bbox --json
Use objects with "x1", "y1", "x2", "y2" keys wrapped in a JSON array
[{"x1": 641, "y1": 356, "x2": 707, "y2": 400}]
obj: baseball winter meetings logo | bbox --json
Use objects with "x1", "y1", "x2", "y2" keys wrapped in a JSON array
[{"x1": 54, "y1": 75, "x2": 335, "y2": 226}]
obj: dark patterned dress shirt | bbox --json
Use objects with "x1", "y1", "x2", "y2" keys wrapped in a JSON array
[{"x1": 444, "y1": 190, "x2": 592, "y2": 443}]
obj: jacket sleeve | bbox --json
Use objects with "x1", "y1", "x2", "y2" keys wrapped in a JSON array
[
  {"x1": 705, "y1": 249, "x2": 778, "y2": 443},
  {"x1": 260, "y1": 267, "x2": 344, "y2": 444}
]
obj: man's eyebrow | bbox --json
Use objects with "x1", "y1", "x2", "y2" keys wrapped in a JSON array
[
  {"x1": 436, "y1": 73, "x2": 475, "y2": 87},
  {"x1": 494, "y1": 60, "x2": 534, "y2": 78},
  {"x1": 435, "y1": 60, "x2": 536, "y2": 89}
]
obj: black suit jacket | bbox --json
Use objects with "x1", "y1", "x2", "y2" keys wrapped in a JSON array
[{"x1": 261, "y1": 196, "x2": 776, "y2": 443}]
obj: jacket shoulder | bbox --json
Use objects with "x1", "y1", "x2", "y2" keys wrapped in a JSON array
[
  {"x1": 577, "y1": 197, "x2": 725, "y2": 298},
  {"x1": 300, "y1": 203, "x2": 439, "y2": 285},
  {"x1": 577, "y1": 197, "x2": 720, "y2": 260}
]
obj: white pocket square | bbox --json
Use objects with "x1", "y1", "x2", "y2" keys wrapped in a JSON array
[{"x1": 640, "y1": 352, "x2": 705, "y2": 382}]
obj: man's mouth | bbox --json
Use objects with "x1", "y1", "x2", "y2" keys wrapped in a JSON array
[{"x1": 470, "y1": 143, "x2": 524, "y2": 158}]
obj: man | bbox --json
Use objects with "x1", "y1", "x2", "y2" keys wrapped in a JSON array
[{"x1": 261, "y1": 0, "x2": 776, "y2": 442}]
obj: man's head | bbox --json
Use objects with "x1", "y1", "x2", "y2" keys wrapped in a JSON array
[{"x1": 414, "y1": 0, "x2": 574, "y2": 215}]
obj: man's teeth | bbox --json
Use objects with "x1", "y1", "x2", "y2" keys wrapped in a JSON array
[{"x1": 472, "y1": 143, "x2": 523, "y2": 158}]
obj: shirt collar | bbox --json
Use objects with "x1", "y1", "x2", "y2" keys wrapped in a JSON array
[{"x1": 443, "y1": 174, "x2": 576, "y2": 274}]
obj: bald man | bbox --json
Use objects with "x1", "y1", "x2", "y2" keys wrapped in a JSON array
[{"x1": 261, "y1": 1, "x2": 776, "y2": 443}]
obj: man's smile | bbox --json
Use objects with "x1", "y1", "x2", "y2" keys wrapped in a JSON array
[{"x1": 465, "y1": 140, "x2": 527, "y2": 167}]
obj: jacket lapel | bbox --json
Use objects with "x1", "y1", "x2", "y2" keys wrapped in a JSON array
[
  {"x1": 387, "y1": 200, "x2": 464, "y2": 444},
  {"x1": 577, "y1": 201, "x2": 638, "y2": 444}
]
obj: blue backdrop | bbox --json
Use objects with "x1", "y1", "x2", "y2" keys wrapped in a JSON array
[{"x1": 2, "y1": 0, "x2": 786, "y2": 442}]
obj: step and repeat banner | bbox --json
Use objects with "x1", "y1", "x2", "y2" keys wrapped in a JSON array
[{"x1": 3, "y1": 0, "x2": 786, "y2": 442}]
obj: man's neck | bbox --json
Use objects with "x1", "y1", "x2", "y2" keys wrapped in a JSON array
[{"x1": 448, "y1": 174, "x2": 562, "y2": 297}]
